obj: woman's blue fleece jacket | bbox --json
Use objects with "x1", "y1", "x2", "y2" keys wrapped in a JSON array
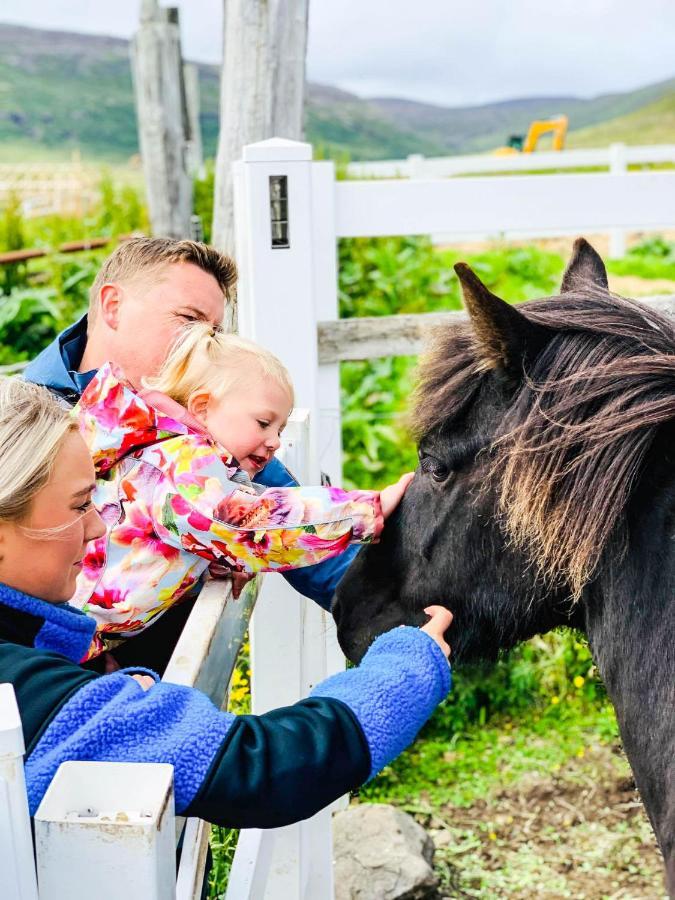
[{"x1": 0, "y1": 583, "x2": 451, "y2": 827}]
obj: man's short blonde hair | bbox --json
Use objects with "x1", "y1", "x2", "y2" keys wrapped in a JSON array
[{"x1": 89, "y1": 237, "x2": 238, "y2": 324}]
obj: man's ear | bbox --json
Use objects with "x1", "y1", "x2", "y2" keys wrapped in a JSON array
[
  {"x1": 98, "y1": 283, "x2": 123, "y2": 330},
  {"x1": 560, "y1": 238, "x2": 608, "y2": 293},
  {"x1": 454, "y1": 262, "x2": 552, "y2": 373},
  {"x1": 186, "y1": 390, "x2": 211, "y2": 423}
]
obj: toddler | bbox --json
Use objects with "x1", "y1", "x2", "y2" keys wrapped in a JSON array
[{"x1": 71, "y1": 323, "x2": 412, "y2": 660}]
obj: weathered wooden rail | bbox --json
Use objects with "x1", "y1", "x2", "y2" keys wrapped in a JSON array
[
  {"x1": 0, "y1": 235, "x2": 130, "y2": 267},
  {"x1": 317, "y1": 294, "x2": 675, "y2": 363}
]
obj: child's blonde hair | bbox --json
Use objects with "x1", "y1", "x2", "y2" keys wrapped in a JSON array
[
  {"x1": 145, "y1": 322, "x2": 294, "y2": 406},
  {"x1": 0, "y1": 378, "x2": 76, "y2": 522}
]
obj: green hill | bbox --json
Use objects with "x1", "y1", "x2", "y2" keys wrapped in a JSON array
[
  {"x1": 0, "y1": 23, "x2": 673, "y2": 164},
  {"x1": 567, "y1": 93, "x2": 675, "y2": 148}
]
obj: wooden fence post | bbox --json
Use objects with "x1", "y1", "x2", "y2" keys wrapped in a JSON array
[
  {"x1": 130, "y1": 0, "x2": 192, "y2": 238},
  {"x1": 212, "y1": 0, "x2": 308, "y2": 258},
  {"x1": 228, "y1": 137, "x2": 344, "y2": 899},
  {"x1": 0, "y1": 684, "x2": 38, "y2": 900},
  {"x1": 183, "y1": 62, "x2": 205, "y2": 179}
]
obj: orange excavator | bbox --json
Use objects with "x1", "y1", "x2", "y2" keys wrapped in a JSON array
[{"x1": 494, "y1": 114, "x2": 568, "y2": 155}]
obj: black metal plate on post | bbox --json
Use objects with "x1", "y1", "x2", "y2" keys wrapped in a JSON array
[{"x1": 269, "y1": 175, "x2": 289, "y2": 249}]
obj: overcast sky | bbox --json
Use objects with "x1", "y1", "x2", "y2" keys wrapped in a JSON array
[{"x1": 2, "y1": 0, "x2": 675, "y2": 106}]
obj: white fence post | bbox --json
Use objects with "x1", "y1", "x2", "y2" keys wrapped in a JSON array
[
  {"x1": 34, "y1": 761, "x2": 175, "y2": 900},
  {"x1": 406, "y1": 153, "x2": 425, "y2": 179},
  {"x1": 0, "y1": 684, "x2": 38, "y2": 900},
  {"x1": 228, "y1": 137, "x2": 344, "y2": 900},
  {"x1": 609, "y1": 143, "x2": 628, "y2": 258}
]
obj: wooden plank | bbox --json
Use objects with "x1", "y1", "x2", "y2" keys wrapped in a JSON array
[
  {"x1": 318, "y1": 295, "x2": 675, "y2": 363},
  {"x1": 162, "y1": 576, "x2": 259, "y2": 704},
  {"x1": 0, "y1": 248, "x2": 47, "y2": 264},
  {"x1": 58, "y1": 237, "x2": 113, "y2": 253},
  {"x1": 130, "y1": 0, "x2": 192, "y2": 238}
]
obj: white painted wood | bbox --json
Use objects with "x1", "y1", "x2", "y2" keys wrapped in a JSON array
[
  {"x1": 233, "y1": 141, "x2": 342, "y2": 895},
  {"x1": 225, "y1": 828, "x2": 275, "y2": 899},
  {"x1": 347, "y1": 143, "x2": 675, "y2": 179},
  {"x1": 35, "y1": 761, "x2": 175, "y2": 900},
  {"x1": 130, "y1": 0, "x2": 192, "y2": 238},
  {"x1": 609, "y1": 143, "x2": 628, "y2": 259},
  {"x1": 162, "y1": 574, "x2": 258, "y2": 704},
  {"x1": 163, "y1": 574, "x2": 260, "y2": 897},
  {"x1": 212, "y1": 0, "x2": 308, "y2": 257},
  {"x1": 309, "y1": 160, "x2": 347, "y2": 699},
  {"x1": 0, "y1": 684, "x2": 38, "y2": 900},
  {"x1": 334, "y1": 172, "x2": 675, "y2": 239},
  {"x1": 175, "y1": 817, "x2": 210, "y2": 900}
]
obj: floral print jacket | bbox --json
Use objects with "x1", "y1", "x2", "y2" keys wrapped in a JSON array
[{"x1": 71, "y1": 363, "x2": 383, "y2": 660}]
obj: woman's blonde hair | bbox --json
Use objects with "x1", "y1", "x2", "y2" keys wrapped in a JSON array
[
  {"x1": 0, "y1": 378, "x2": 76, "y2": 522},
  {"x1": 144, "y1": 322, "x2": 294, "y2": 406}
]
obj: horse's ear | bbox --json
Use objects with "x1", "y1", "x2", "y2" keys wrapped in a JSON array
[
  {"x1": 561, "y1": 238, "x2": 608, "y2": 293},
  {"x1": 454, "y1": 262, "x2": 551, "y2": 373}
]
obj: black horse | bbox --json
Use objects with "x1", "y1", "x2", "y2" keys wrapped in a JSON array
[{"x1": 333, "y1": 239, "x2": 675, "y2": 890}]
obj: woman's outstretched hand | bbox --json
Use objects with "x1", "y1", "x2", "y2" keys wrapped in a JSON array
[
  {"x1": 380, "y1": 472, "x2": 415, "y2": 520},
  {"x1": 420, "y1": 605, "x2": 453, "y2": 659}
]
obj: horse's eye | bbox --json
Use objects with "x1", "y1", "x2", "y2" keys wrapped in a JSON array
[{"x1": 418, "y1": 451, "x2": 451, "y2": 483}]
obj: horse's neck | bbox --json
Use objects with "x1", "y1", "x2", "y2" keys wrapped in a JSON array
[{"x1": 584, "y1": 531, "x2": 674, "y2": 885}]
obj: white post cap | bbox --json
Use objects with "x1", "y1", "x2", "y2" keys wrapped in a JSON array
[{"x1": 242, "y1": 138, "x2": 313, "y2": 163}]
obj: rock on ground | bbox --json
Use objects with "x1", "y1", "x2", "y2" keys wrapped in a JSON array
[{"x1": 333, "y1": 803, "x2": 438, "y2": 900}]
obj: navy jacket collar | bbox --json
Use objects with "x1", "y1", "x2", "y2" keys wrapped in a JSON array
[
  {"x1": 23, "y1": 315, "x2": 95, "y2": 399},
  {"x1": 0, "y1": 583, "x2": 95, "y2": 662}
]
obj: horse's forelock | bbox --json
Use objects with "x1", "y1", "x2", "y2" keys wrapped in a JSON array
[{"x1": 414, "y1": 290, "x2": 675, "y2": 598}]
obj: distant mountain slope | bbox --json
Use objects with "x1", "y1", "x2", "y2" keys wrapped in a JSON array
[
  {"x1": 369, "y1": 77, "x2": 675, "y2": 154},
  {"x1": 0, "y1": 23, "x2": 673, "y2": 163},
  {"x1": 567, "y1": 93, "x2": 675, "y2": 148}
]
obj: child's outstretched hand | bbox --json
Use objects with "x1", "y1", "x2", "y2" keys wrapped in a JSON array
[
  {"x1": 420, "y1": 605, "x2": 453, "y2": 659},
  {"x1": 380, "y1": 472, "x2": 415, "y2": 520}
]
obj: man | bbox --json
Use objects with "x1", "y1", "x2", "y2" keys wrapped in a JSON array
[{"x1": 25, "y1": 237, "x2": 357, "y2": 669}]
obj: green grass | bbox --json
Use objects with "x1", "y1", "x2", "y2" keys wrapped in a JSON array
[{"x1": 360, "y1": 699, "x2": 618, "y2": 810}]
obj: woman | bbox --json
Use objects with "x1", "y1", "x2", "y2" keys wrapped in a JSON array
[{"x1": 0, "y1": 377, "x2": 453, "y2": 825}]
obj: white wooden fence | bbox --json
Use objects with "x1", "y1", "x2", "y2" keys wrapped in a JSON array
[
  {"x1": 346, "y1": 142, "x2": 675, "y2": 180},
  {"x1": 346, "y1": 142, "x2": 675, "y2": 257},
  {"x1": 1, "y1": 135, "x2": 674, "y2": 899}
]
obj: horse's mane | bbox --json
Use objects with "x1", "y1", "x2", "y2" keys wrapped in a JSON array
[{"x1": 413, "y1": 289, "x2": 675, "y2": 598}]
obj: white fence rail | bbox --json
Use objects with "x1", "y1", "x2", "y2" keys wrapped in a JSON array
[
  {"x1": 346, "y1": 142, "x2": 675, "y2": 256},
  {"x1": 346, "y1": 142, "x2": 675, "y2": 179}
]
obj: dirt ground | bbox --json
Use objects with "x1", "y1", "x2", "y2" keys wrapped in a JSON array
[{"x1": 411, "y1": 744, "x2": 666, "y2": 899}]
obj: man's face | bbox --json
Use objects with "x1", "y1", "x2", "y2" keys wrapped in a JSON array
[{"x1": 109, "y1": 262, "x2": 225, "y2": 388}]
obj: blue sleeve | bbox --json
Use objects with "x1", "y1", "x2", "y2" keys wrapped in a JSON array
[
  {"x1": 25, "y1": 670, "x2": 233, "y2": 815},
  {"x1": 22, "y1": 628, "x2": 449, "y2": 826},
  {"x1": 254, "y1": 456, "x2": 360, "y2": 610},
  {"x1": 311, "y1": 627, "x2": 451, "y2": 778}
]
